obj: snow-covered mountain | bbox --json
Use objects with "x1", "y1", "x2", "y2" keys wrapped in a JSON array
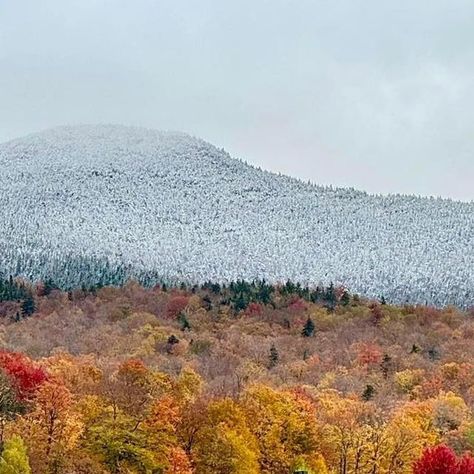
[{"x1": 0, "y1": 124, "x2": 473, "y2": 306}]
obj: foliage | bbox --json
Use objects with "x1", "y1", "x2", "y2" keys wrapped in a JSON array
[
  {"x1": 413, "y1": 444, "x2": 474, "y2": 474},
  {"x1": 0, "y1": 436, "x2": 31, "y2": 474},
  {"x1": 0, "y1": 281, "x2": 471, "y2": 472}
]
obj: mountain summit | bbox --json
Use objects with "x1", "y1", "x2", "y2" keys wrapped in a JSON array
[{"x1": 0, "y1": 125, "x2": 472, "y2": 305}]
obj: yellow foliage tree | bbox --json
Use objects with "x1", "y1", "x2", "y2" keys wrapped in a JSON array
[{"x1": 193, "y1": 398, "x2": 259, "y2": 474}]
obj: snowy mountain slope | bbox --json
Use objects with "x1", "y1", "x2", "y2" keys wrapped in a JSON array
[{"x1": 0, "y1": 124, "x2": 473, "y2": 306}]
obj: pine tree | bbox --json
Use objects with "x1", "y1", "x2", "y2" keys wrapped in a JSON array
[
  {"x1": 179, "y1": 313, "x2": 191, "y2": 331},
  {"x1": 166, "y1": 335, "x2": 180, "y2": 354},
  {"x1": 302, "y1": 317, "x2": 315, "y2": 337},
  {"x1": 340, "y1": 291, "x2": 351, "y2": 306},
  {"x1": 167, "y1": 335, "x2": 179, "y2": 345},
  {"x1": 20, "y1": 296, "x2": 35, "y2": 318},
  {"x1": 269, "y1": 344, "x2": 279, "y2": 368},
  {"x1": 0, "y1": 435, "x2": 31, "y2": 474},
  {"x1": 233, "y1": 293, "x2": 248, "y2": 313},
  {"x1": 362, "y1": 384, "x2": 375, "y2": 401},
  {"x1": 324, "y1": 283, "x2": 337, "y2": 307},
  {"x1": 410, "y1": 344, "x2": 421, "y2": 354},
  {"x1": 42, "y1": 278, "x2": 58, "y2": 296},
  {"x1": 428, "y1": 347, "x2": 441, "y2": 361},
  {"x1": 202, "y1": 295, "x2": 212, "y2": 311},
  {"x1": 380, "y1": 354, "x2": 392, "y2": 379}
]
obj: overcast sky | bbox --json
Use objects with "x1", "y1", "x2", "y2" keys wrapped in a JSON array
[{"x1": 1, "y1": 0, "x2": 473, "y2": 201}]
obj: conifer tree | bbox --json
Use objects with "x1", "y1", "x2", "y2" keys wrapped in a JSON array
[
  {"x1": 362, "y1": 384, "x2": 375, "y2": 401},
  {"x1": 324, "y1": 283, "x2": 337, "y2": 306},
  {"x1": 179, "y1": 313, "x2": 191, "y2": 331},
  {"x1": 410, "y1": 344, "x2": 421, "y2": 354},
  {"x1": 233, "y1": 293, "x2": 248, "y2": 313},
  {"x1": 380, "y1": 354, "x2": 392, "y2": 379},
  {"x1": 20, "y1": 296, "x2": 35, "y2": 318},
  {"x1": 340, "y1": 291, "x2": 351, "y2": 306},
  {"x1": 269, "y1": 344, "x2": 279, "y2": 368},
  {"x1": 302, "y1": 318, "x2": 315, "y2": 337}
]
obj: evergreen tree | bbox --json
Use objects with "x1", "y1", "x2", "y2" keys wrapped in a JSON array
[
  {"x1": 340, "y1": 291, "x2": 351, "y2": 306},
  {"x1": 256, "y1": 280, "x2": 273, "y2": 304},
  {"x1": 166, "y1": 335, "x2": 180, "y2": 354},
  {"x1": 20, "y1": 296, "x2": 35, "y2": 318},
  {"x1": 410, "y1": 344, "x2": 421, "y2": 354},
  {"x1": 0, "y1": 435, "x2": 31, "y2": 474},
  {"x1": 310, "y1": 286, "x2": 324, "y2": 303},
  {"x1": 0, "y1": 276, "x2": 28, "y2": 303},
  {"x1": 167, "y1": 335, "x2": 179, "y2": 345},
  {"x1": 362, "y1": 384, "x2": 375, "y2": 401},
  {"x1": 302, "y1": 317, "x2": 315, "y2": 337},
  {"x1": 42, "y1": 278, "x2": 58, "y2": 296},
  {"x1": 202, "y1": 295, "x2": 212, "y2": 311},
  {"x1": 269, "y1": 344, "x2": 279, "y2": 368},
  {"x1": 179, "y1": 313, "x2": 191, "y2": 331},
  {"x1": 427, "y1": 347, "x2": 441, "y2": 361},
  {"x1": 380, "y1": 354, "x2": 392, "y2": 379},
  {"x1": 233, "y1": 293, "x2": 248, "y2": 313},
  {"x1": 324, "y1": 283, "x2": 337, "y2": 307}
]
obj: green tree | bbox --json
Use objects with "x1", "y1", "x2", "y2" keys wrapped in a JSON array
[
  {"x1": 20, "y1": 295, "x2": 35, "y2": 318},
  {"x1": 362, "y1": 385, "x2": 375, "y2": 401},
  {"x1": 179, "y1": 313, "x2": 191, "y2": 331},
  {"x1": 340, "y1": 291, "x2": 351, "y2": 306},
  {"x1": 269, "y1": 344, "x2": 279, "y2": 368},
  {"x1": 0, "y1": 436, "x2": 31, "y2": 474},
  {"x1": 380, "y1": 354, "x2": 392, "y2": 379},
  {"x1": 233, "y1": 293, "x2": 248, "y2": 313},
  {"x1": 302, "y1": 318, "x2": 315, "y2": 337}
]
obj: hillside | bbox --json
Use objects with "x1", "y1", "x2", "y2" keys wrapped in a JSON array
[
  {"x1": 1, "y1": 281, "x2": 474, "y2": 473},
  {"x1": 0, "y1": 124, "x2": 473, "y2": 306}
]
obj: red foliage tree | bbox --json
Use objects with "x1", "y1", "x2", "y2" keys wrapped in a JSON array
[
  {"x1": 413, "y1": 445, "x2": 458, "y2": 474},
  {"x1": 356, "y1": 342, "x2": 383, "y2": 367},
  {"x1": 166, "y1": 296, "x2": 189, "y2": 319},
  {"x1": 0, "y1": 350, "x2": 48, "y2": 400},
  {"x1": 413, "y1": 445, "x2": 474, "y2": 474},
  {"x1": 287, "y1": 297, "x2": 307, "y2": 314},
  {"x1": 244, "y1": 302, "x2": 264, "y2": 317},
  {"x1": 457, "y1": 453, "x2": 474, "y2": 474}
]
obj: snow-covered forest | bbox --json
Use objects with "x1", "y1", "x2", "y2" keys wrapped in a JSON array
[{"x1": 0, "y1": 125, "x2": 472, "y2": 306}]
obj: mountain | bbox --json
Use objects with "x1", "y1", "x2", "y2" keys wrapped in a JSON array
[{"x1": 0, "y1": 124, "x2": 472, "y2": 306}]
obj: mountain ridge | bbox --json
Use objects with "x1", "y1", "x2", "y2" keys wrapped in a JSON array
[
  {"x1": 0, "y1": 124, "x2": 473, "y2": 306},
  {"x1": 5, "y1": 124, "x2": 470, "y2": 203}
]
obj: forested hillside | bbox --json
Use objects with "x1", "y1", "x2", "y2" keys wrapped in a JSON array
[
  {"x1": 0, "y1": 278, "x2": 474, "y2": 473},
  {"x1": 0, "y1": 125, "x2": 473, "y2": 306}
]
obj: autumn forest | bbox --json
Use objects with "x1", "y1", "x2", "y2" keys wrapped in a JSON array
[{"x1": 0, "y1": 277, "x2": 472, "y2": 474}]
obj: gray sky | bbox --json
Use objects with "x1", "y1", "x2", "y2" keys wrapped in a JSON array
[{"x1": 1, "y1": 0, "x2": 473, "y2": 201}]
